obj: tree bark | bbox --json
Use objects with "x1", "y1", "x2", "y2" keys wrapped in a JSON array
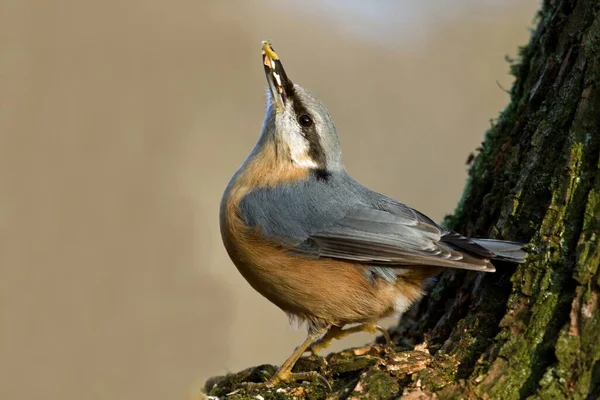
[{"x1": 203, "y1": 1, "x2": 600, "y2": 399}]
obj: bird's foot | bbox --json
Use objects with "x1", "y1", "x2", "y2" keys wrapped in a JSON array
[{"x1": 309, "y1": 323, "x2": 393, "y2": 356}]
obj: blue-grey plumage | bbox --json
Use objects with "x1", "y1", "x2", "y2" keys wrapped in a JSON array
[
  {"x1": 219, "y1": 41, "x2": 527, "y2": 389},
  {"x1": 238, "y1": 171, "x2": 526, "y2": 274}
]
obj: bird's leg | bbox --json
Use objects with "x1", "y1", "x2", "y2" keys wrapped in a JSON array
[
  {"x1": 309, "y1": 323, "x2": 392, "y2": 356},
  {"x1": 243, "y1": 327, "x2": 331, "y2": 390},
  {"x1": 308, "y1": 325, "x2": 343, "y2": 356}
]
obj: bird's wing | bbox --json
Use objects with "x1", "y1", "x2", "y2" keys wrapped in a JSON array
[
  {"x1": 298, "y1": 197, "x2": 496, "y2": 271},
  {"x1": 238, "y1": 173, "x2": 495, "y2": 271}
]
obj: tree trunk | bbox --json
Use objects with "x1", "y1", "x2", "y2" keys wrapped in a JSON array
[
  {"x1": 391, "y1": 0, "x2": 600, "y2": 398},
  {"x1": 203, "y1": 1, "x2": 600, "y2": 399}
]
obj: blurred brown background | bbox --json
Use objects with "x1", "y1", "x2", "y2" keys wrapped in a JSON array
[{"x1": 0, "y1": 1, "x2": 539, "y2": 399}]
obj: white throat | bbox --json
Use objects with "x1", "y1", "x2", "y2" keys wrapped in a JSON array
[{"x1": 276, "y1": 103, "x2": 318, "y2": 168}]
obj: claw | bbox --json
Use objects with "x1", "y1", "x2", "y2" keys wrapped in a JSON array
[
  {"x1": 313, "y1": 372, "x2": 332, "y2": 391},
  {"x1": 375, "y1": 325, "x2": 393, "y2": 348}
]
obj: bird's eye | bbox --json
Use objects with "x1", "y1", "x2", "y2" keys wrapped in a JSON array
[{"x1": 298, "y1": 114, "x2": 313, "y2": 127}]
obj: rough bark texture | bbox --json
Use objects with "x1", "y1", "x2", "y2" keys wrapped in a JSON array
[{"x1": 202, "y1": 1, "x2": 600, "y2": 399}]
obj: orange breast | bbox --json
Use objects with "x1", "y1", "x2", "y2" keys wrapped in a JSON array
[{"x1": 219, "y1": 142, "x2": 429, "y2": 326}]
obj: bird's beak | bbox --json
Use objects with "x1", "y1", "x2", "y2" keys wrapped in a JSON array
[{"x1": 262, "y1": 41, "x2": 293, "y2": 111}]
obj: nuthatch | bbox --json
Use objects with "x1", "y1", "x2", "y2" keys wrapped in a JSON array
[{"x1": 219, "y1": 41, "x2": 526, "y2": 389}]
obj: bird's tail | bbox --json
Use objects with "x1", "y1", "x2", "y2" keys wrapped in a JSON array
[{"x1": 472, "y1": 239, "x2": 527, "y2": 263}]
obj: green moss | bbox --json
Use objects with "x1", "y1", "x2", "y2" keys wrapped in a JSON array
[
  {"x1": 204, "y1": 364, "x2": 279, "y2": 398},
  {"x1": 329, "y1": 356, "x2": 377, "y2": 376},
  {"x1": 302, "y1": 384, "x2": 329, "y2": 400},
  {"x1": 414, "y1": 353, "x2": 458, "y2": 392},
  {"x1": 292, "y1": 356, "x2": 326, "y2": 374},
  {"x1": 535, "y1": 175, "x2": 600, "y2": 399},
  {"x1": 574, "y1": 187, "x2": 600, "y2": 283},
  {"x1": 221, "y1": 392, "x2": 292, "y2": 400},
  {"x1": 357, "y1": 370, "x2": 399, "y2": 400}
]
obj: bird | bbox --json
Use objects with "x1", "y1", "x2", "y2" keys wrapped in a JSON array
[{"x1": 219, "y1": 41, "x2": 526, "y2": 389}]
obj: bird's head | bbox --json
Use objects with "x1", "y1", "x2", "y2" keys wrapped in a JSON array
[{"x1": 259, "y1": 41, "x2": 343, "y2": 178}]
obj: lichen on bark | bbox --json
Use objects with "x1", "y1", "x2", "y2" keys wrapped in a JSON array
[{"x1": 202, "y1": 1, "x2": 600, "y2": 399}]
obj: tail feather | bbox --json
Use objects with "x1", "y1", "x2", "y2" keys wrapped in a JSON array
[{"x1": 472, "y1": 239, "x2": 527, "y2": 263}]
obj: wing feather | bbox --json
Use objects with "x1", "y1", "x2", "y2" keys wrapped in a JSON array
[
  {"x1": 238, "y1": 173, "x2": 496, "y2": 272},
  {"x1": 303, "y1": 205, "x2": 495, "y2": 271}
]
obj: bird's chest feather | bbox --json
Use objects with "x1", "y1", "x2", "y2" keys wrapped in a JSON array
[
  {"x1": 220, "y1": 182, "x2": 325, "y2": 316},
  {"x1": 219, "y1": 148, "x2": 318, "y2": 309},
  {"x1": 220, "y1": 184, "x2": 422, "y2": 324},
  {"x1": 219, "y1": 146, "x2": 429, "y2": 324}
]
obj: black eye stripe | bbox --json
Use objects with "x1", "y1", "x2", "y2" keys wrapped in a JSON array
[{"x1": 291, "y1": 99, "x2": 327, "y2": 171}]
